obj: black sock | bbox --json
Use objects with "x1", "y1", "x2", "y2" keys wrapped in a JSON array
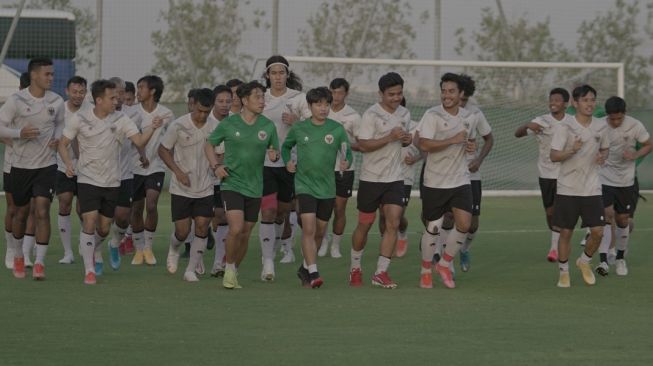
[
  {"x1": 600, "y1": 253, "x2": 608, "y2": 263},
  {"x1": 616, "y1": 250, "x2": 625, "y2": 260}
]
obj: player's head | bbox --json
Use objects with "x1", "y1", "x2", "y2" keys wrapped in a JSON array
[
  {"x1": 226, "y1": 78, "x2": 244, "y2": 111},
  {"x1": 237, "y1": 80, "x2": 266, "y2": 115},
  {"x1": 378, "y1": 72, "x2": 404, "y2": 112},
  {"x1": 605, "y1": 96, "x2": 626, "y2": 128},
  {"x1": 264, "y1": 55, "x2": 303, "y2": 92},
  {"x1": 27, "y1": 57, "x2": 54, "y2": 91},
  {"x1": 548, "y1": 87, "x2": 569, "y2": 115},
  {"x1": 136, "y1": 75, "x2": 164, "y2": 103},
  {"x1": 19, "y1": 72, "x2": 30, "y2": 90},
  {"x1": 187, "y1": 88, "x2": 199, "y2": 113},
  {"x1": 329, "y1": 78, "x2": 350, "y2": 107},
  {"x1": 190, "y1": 88, "x2": 214, "y2": 124},
  {"x1": 108, "y1": 77, "x2": 126, "y2": 110},
  {"x1": 440, "y1": 72, "x2": 463, "y2": 110},
  {"x1": 124, "y1": 81, "x2": 136, "y2": 106},
  {"x1": 212, "y1": 84, "x2": 233, "y2": 119},
  {"x1": 65, "y1": 76, "x2": 88, "y2": 109},
  {"x1": 458, "y1": 74, "x2": 476, "y2": 107},
  {"x1": 91, "y1": 79, "x2": 118, "y2": 114},
  {"x1": 571, "y1": 84, "x2": 597, "y2": 117},
  {"x1": 306, "y1": 87, "x2": 332, "y2": 122}
]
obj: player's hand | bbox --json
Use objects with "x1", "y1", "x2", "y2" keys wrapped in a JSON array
[
  {"x1": 404, "y1": 154, "x2": 417, "y2": 166},
  {"x1": 65, "y1": 164, "x2": 75, "y2": 178},
  {"x1": 465, "y1": 139, "x2": 477, "y2": 153},
  {"x1": 151, "y1": 116, "x2": 164, "y2": 129},
  {"x1": 595, "y1": 152, "x2": 606, "y2": 165},
  {"x1": 526, "y1": 122, "x2": 543, "y2": 134},
  {"x1": 468, "y1": 158, "x2": 481, "y2": 173},
  {"x1": 339, "y1": 159, "x2": 349, "y2": 171},
  {"x1": 623, "y1": 149, "x2": 637, "y2": 161},
  {"x1": 400, "y1": 131, "x2": 412, "y2": 145},
  {"x1": 282, "y1": 112, "x2": 298, "y2": 125},
  {"x1": 20, "y1": 125, "x2": 40, "y2": 139},
  {"x1": 48, "y1": 138, "x2": 59, "y2": 150},
  {"x1": 390, "y1": 127, "x2": 404, "y2": 141},
  {"x1": 286, "y1": 161, "x2": 297, "y2": 173},
  {"x1": 451, "y1": 131, "x2": 467, "y2": 145},
  {"x1": 176, "y1": 171, "x2": 191, "y2": 187},
  {"x1": 572, "y1": 136, "x2": 583, "y2": 153},
  {"x1": 139, "y1": 156, "x2": 150, "y2": 168},
  {"x1": 267, "y1": 146, "x2": 279, "y2": 162},
  {"x1": 214, "y1": 165, "x2": 229, "y2": 178}
]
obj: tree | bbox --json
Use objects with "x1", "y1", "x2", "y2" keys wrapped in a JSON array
[
  {"x1": 297, "y1": 0, "x2": 417, "y2": 87},
  {"x1": 151, "y1": 0, "x2": 266, "y2": 99}
]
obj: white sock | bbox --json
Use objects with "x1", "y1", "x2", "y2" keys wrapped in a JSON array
[
  {"x1": 615, "y1": 225, "x2": 629, "y2": 252},
  {"x1": 186, "y1": 221, "x2": 195, "y2": 244},
  {"x1": 420, "y1": 230, "x2": 437, "y2": 273},
  {"x1": 308, "y1": 263, "x2": 318, "y2": 274},
  {"x1": 23, "y1": 234, "x2": 36, "y2": 259},
  {"x1": 170, "y1": 232, "x2": 184, "y2": 249},
  {"x1": 375, "y1": 255, "x2": 391, "y2": 275},
  {"x1": 559, "y1": 261, "x2": 569, "y2": 272},
  {"x1": 35, "y1": 243, "x2": 47, "y2": 265},
  {"x1": 94, "y1": 231, "x2": 107, "y2": 263},
  {"x1": 598, "y1": 224, "x2": 612, "y2": 257},
  {"x1": 289, "y1": 211, "x2": 298, "y2": 239},
  {"x1": 281, "y1": 237, "x2": 294, "y2": 252},
  {"x1": 214, "y1": 224, "x2": 228, "y2": 265},
  {"x1": 186, "y1": 236, "x2": 207, "y2": 274},
  {"x1": 438, "y1": 229, "x2": 466, "y2": 266},
  {"x1": 5, "y1": 231, "x2": 13, "y2": 255},
  {"x1": 58, "y1": 214, "x2": 73, "y2": 256},
  {"x1": 11, "y1": 235, "x2": 23, "y2": 258},
  {"x1": 133, "y1": 231, "x2": 145, "y2": 251},
  {"x1": 274, "y1": 221, "x2": 284, "y2": 252},
  {"x1": 110, "y1": 223, "x2": 127, "y2": 248},
  {"x1": 350, "y1": 249, "x2": 363, "y2": 270},
  {"x1": 79, "y1": 232, "x2": 96, "y2": 274},
  {"x1": 226, "y1": 262, "x2": 236, "y2": 272},
  {"x1": 550, "y1": 231, "x2": 560, "y2": 251},
  {"x1": 126, "y1": 225, "x2": 133, "y2": 237},
  {"x1": 144, "y1": 229, "x2": 155, "y2": 250},
  {"x1": 461, "y1": 232, "x2": 476, "y2": 252},
  {"x1": 398, "y1": 230, "x2": 408, "y2": 241},
  {"x1": 259, "y1": 223, "x2": 276, "y2": 261},
  {"x1": 580, "y1": 252, "x2": 592, "y2": 264},
  {"x1": 332, "y1": 233, "x2": 343, "y2": 248}
]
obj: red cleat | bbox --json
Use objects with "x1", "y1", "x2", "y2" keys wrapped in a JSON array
[
  {"x1": 395, "y1": 238, "x2": 408, "y2": 258},
  {"x1": 84, "y1": 272, "x2": 97, "y2": 285},
  {"x1": 32, "y1": 263, "x2": 45, "y2": 280},
  {"x1": 310, "y1": 277, "x2": 323, "y2": 288},
  {"x1": 371, "y1": 271, "x2": 397, "y2": 289},
  {"x1": 13, "y1": 257, "x2": 25, "y2": 279},
  {"x1": 547, "y1": 249, "x2": 558, "y2": 263},
  {"x1": 349, "y1": 268, "x2": 363, "y2": 287},
  {"x1": 122, "y1": 235, "x2": 135, "y2": 255},
  {"x1": 435, "y1": 263, "x2": 456, "y2": 289}
]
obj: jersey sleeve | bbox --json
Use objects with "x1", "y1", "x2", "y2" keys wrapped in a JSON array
[
  {"x1": 268, "y1": 123, "x2": 280, "y2": 151},
  {"x1": 281, "y1": 125, "x2": 296, "y2": 163},
  {"x1": 62, "y1": 113, "x2": 81, "y2": 140},
  {"x1": 160, "y1": 121, "x2": 179, "y2": 150},
  {"x1": 417, "y1": 112, "x2": 437, "y2": 139},
  {"x1": 635, "y1": 121, "x2": 650, "y2": 143},
  {"x1": 0, "y1": 98, "x2": 21, "y2": 138},
  {"x1": 118, "y1": 115, "x2": 140, "y2": 141},
  {"x1": 550, "y1": 124, "x2": 567, "y2": 151},
  {"x1": 476, "y1": 112, "x2": 492, "y2": 136},
  {"x1": 357, "y1": 112, "x2": 376, "y2": 140},
  {"x1": 207, "y1": 123, "x2": 225, "y2": 146}
]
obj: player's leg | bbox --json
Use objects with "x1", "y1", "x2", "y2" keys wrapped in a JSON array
[
  {"x1": 142, "y1": 174, "x2": 164, "y2": 265},
  {"x1": 419, "y1": 186, "x2": 448, "y2": 289},
  {"x1": 613, "y1": 186, "x2": 636, "y2": 276},
  {"x1": 280, "y1": 200, "x2": 297, "y2": 263},
  {"x1": 22, "y1": 199, "x2": 36, "y2": 267},
  {"x1": 349, "y1": 181, "x2": 381, "y2": 287},
  {"x1": 167, "y1": 194, "x2": 192, "y2": 275},
  {"x1": 210, "y1": 187, "x2": 229, "y2": 277},
  {"x1": 29, "y1": 166, "x2": 56, "y2": 279},
  {"x1": 92, "y1": 188, "x2": 120, "y2": 276},
  {"x1": 184, "y1": 197, "x2": 213, "y2": 280},
  {"x1": 395, "y1": 184, "x2": 411, "y2": 258},
  {"x1": 56, "y1": 171, "x2": 76, "y2": 263},
  {"x1": 595, "y1": 203, "x2": 614, "y2": 277},
  {"x1": 552, "y1": 195, "x2": 581, "y2": 287},
  {"x1": 130, "y1": 174, "x2": 147, "y2": 264},
  {"x1": 540, "y1": 178, "x2": 559, "y2": 262},
  {"x1": 459, "y1": 180, "x2": 481, "y2": 272},
  {"x1": 4, "y1": 189, "x2": 16, "y2": 269},
  {"x1": 372, "y1": 201, "x2": 402, "y2": 289},
  {"x1": 298, "y1": 198, "x2": 319, "y2": 287},
  {"x1": 259, "y1": 167, "x2": 279, "y2": 280},
  {"x1": 329, "y1": 171, "x2": 353, "y2": 259},
  {"x1": 108, "y1": 179, "x2": 133, "y2": 270},
  {"x1": 575, "y1": 196, "x2": 604, "y2": 286}
]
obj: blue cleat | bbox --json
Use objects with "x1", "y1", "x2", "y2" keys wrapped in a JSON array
[
  {"x1": 109, "y1": 246, "x2": 121, "y2": 271},
  {"x1": 95, "y1": 261, "x2": 104, "y2": 276},
  {"x1": 460, "y1": 251, "x2": 471, "y2": 272}
]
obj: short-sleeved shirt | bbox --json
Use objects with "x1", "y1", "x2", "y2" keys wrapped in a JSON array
[
  {"x1": 357, "y1": 103, "x2": 410, "y2": 183},
  {"x1": 62, "y1": 106, "x2": 139, "y2": 188},
  {"x1": 119, "y1": 105, "x2": 142, "y2": 180},
  {"x1": 417, "y1": 105, "x2": 474, "y2": 189},
  {"x1": 401, "y1": 120, "x2": 421, "y2": 186},
  {"x1": 465, "y1": 105, "x2": 492, "y2": 181},
  {"x1": 131, "y1": 103, "x2": 174, "y2": 176},
  {"x1": 328, "y1": 104, "x2": 361, "y2": 172},
  {"x1": 262, "y1": 88, "x2": 311, "y2": 167},
  {"x1": 528, "y1": 113, "x2": 572, "y2": 179},
  {"x1": 161, "y1": 114, "x2": 217, "y2": 198},
  {"x1": 600, "y1": 115, "x2": 650, "y2": 187},
  {"x1": 57, "y1": 101, "x2": 88, "y2": 174},
  {"x1": 550, "y1": 116, "x2": 609, "y2": 196},
  {"x1": 0, "y1": 88, "x2": 65, "y2": 169},
  {"x1": 282, "y1": 118, "x2": 352, "y2": 199},
  {"x1": 207, "y1": 113, "x2": 279, "y2": 198}
]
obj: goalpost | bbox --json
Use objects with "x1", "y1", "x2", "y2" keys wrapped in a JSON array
[{"x1": 252, "y1": 56, "x2": 625, "y2": 196}]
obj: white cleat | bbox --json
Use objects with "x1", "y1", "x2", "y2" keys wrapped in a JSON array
[
  {"x1": 330, "y1": 242, "x2": 342, "y2": 258},
  {"x1": 195, "y1": 260, "x2": 205, "y2": 275},
  {"x1": 183, "y1": 271, "x2": 199, "y2": 282},
  {"x1": 615, "y1": 259, "x2": 628, "y2": 276},
  {"x1": 58, "y1": 255, "x2": 75, "y2": 264},
  {"x1": 279, "y1": 248, "x2": 295, "y2": 263},
  {"x1": 166, "y1": 244, "x2": 181, "y2": 274},
  {"x1": 261, "y1": 258, "x2": 275, "y2": 281}
]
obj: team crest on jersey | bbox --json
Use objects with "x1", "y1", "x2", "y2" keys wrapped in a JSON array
[
  {"x1": 258, "y1": 130, "x2": 268, "y2": 141},
  {"x1": 48, "y1": 107, "x2": 55, "y2": 116},
  {"x1": 324, "y1": 134, "x2": 334, "y2": 144}
]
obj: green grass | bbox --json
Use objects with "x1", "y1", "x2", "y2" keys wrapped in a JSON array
[{"x1": 1, "y1": 193, "x2": 653, "y2": 366}]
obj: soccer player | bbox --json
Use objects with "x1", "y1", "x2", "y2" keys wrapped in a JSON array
[
  {"x1": 282, "y1": 87, "x2": 352, "y2": 288},
  {"x1": 160, "y1": 88, "x2": 216, "y2": 282},
  {"x1": 316, "y1": 78, "x2": 361, "y2": 260},
  {"x1": 259, "y1": 55, "x2": 311, "y2": 281},
  {"x1": 349, "y1": 72, "x2": 412, "y2": 289},
  {"x1": 515, "y1": 88, "x2": 571, "y2": 262},
  {"x1": 124, "y1": 81, "x2": 136, "y2": 106},
  {"x1": 595, "y1": 96, "x2": 650, "y2": 276},
  {"x1": 55, "y1": 76, "x2": 88, "y2": 264},
  {"x1": 550, "y1": 84, "x2": 608, "y2": 288},
  {"x1": 59, "y1": 79, "x2": 162, "y2": 284},
  {"x1": 206, "y1": 80, "x2": 280, "y2": 289},
  {"x1": 226, "y1": 79, "x2": 243, "y2": 115},
  {"x1": 130, "y1": 75, "x2": 174, "y2": 266},
  {"x1": 0, "y1": 57, "x2": 64, "y2": 280}
]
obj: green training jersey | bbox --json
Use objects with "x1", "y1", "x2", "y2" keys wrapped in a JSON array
[
  {"x1": 282, "y1": 118, "x2": 352, "y2": 199},
  {"x1": 207, "y1": 113, "x2": 279, "y2": 198}
]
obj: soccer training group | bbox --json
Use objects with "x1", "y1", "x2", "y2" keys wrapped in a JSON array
[{"x1": 1, "y1": 55, "x2": 650, "y2": 289}]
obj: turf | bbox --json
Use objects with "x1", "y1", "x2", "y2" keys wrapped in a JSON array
[{"x1": 1, "y1": 193, "x2": 652, "y2": 366}]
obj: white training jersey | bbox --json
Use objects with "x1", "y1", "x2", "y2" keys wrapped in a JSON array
[
  {"x1": 62, "y1": 106, "x2": 139, "y2": 188},
  {"x1": 417, "y1": 105, "x2": 474, "y2": 189},
  {"x1": 358, "y1": 103, "x2": 410, "y2": 183},
  {"x1": 328, "y1": 104, "x2": 361, "y2": 172},
  {"x1": 550, "y1": 116, "x2": 609, "y2": 196},
  {"x1": 600, "y1": 115, "x2": 650, "y2": 187},
  {"x1": 401, "y1": 120, "x2": 421, "y2": 186},
  {"x1": 528, "y1": 113, "x2": 572, "y2": 179},
  {"x1": 0, "y1": 88, "x2": 65, "y2": 169},
  {"x1": 262, "y1": 88, "x2": 311, "y2": 167},
  {"x1": 57, "y1": 101, "x2": 88, "y2": 174},
  {"x1": 207, "y1": 111, "x2": 226, "y2": 185},
  {"x1": 465, "y1": 105, "x2": 492, "y2": 181},
  {"x1": 160, "y1": 114, "x2": 217, "y2": 199},
  {"x1": 130, "y1": 103, "x2": 174, "y2": 176},
  {"x1": 119, "y1": 105, "x2": 142, "y2": 181}
]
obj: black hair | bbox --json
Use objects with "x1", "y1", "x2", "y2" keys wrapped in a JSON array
[
  {"x1": 213, "y1": 84, "x2": 232, "y2": 97},
  {"x1": 549, "y1": 87, "x2": 570, "y2": 103},
  {"x1": 236, "y1": 80, "x2": 266, "y2": 100},
  {"x1": 378, "y1": 72, "x2": 404, "y2": 92},
  {"x1": 605, "y1": 96, "x2": 626, "y2": 114},
  {"x1": 125, "y1": 81, "x2": 135, "y2": 94},
  {"x1": 263, "y1": 55, "x2": 303, "y2": 91},
  {"x1": 193, "y1": 88, "x2": 215, "y2": 108},
  {"x1": 137, "y1": 75, "x2": 164, "y2": 102},
  {"x1": 306, "y1": 87, "x2": 333, "y2": 105},
  {"x1": 400, "y1": 97, "x2": 406, "y2": 108},
  {"x1": 19, "y1": 72, "x2": 30, "y2": 89},
  {"x1": 66, "y1": 76, "x2": 87, "y2": 88},
  {"x1": 27, "y1": 57, "x2": 53, "y2": 74},
  {"x1": 572, "y1": 84, "x2": 597, "y2": 101},
  {"x1": 91, "y1": 79, "x2": 116, "y2": 101},
  {"x1": 439, "y1": 72, "x2": 462, "y2": 90},
  {"x1": 187, "y1": 88, "x2": 199, "y2": 100},
  {"x1": 226, "y1": 79, "x2": 244, "y2": 88},
  {"x1": 458, "y1": 74, "x2": 476, "y2": 97},
  {"x1": 329, "y1": 78, "x2": 350, "y2": 92}
]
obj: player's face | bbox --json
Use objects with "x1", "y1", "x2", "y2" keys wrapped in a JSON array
[
  {"x1": 192, "y1": 102, "x2": 212, "y2": 124},
  {"x1": 96, "y1": 88, "x2": 118, "y2": 114},
  {"x1": 606, "y1": 112, "x2": 625, "y2": 128},
  {"x1": 267, "y1": 65, "x2": 288, "y2": 91},
  {"x1": 114, "y1": 86, "x2": 125, "y2": 110},
  {"x1": 136, "y1": 81, "x2": 152, "y2": 103},
  {"x1": 572, "y1": 92, "x2": 596, "y2": 117},
  {"x1": 31, "y1": 65, "x2": 54, "y2": 90},
  {"x1": 124, "y1": 91, "x2": 136, "y2": 106},
  {"x1": 549, "y1": 93, "x2": 566, "y2": 114},
  {"x1": 379, "y1": 85, "x2": 403, "y2": 112},
  {"x1": 214, "y1": 91, "x2": 233, "y2": 118},
  {"x1": 243, "y1": 88, "x2": 265, "y2": 114},
  {"x1": 310, "y1": 100, "x2": 330, "y2": 122},
  {"x1": 330, "y1": 87, "x2": 347, "y2": 107},
  {"x1": 65, "y1": 82, "x2": 87, "y2": 108},
  {"x1": 230, "y1": 86, "x2": 242, "y2": 111},
  {"x1": 441, "y1": 81, "x2": 462, "y2": 110}
]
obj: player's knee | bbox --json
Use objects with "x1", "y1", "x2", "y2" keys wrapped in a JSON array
[
  {"x1": 442, "y1": 213, "x2": 454, "y2": 230},
  {"x1": 97, "y1": 227, "x2": 110, "y2": 238},
  {"x1": 616, "y1": 216, "x2": 629, "y2": 229},
  {"x1": 358, "y1": 211, "x2": 376, "y2": 225}
]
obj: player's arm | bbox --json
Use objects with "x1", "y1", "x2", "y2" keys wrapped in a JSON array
[
  {"x1": 58, "y1": 116, "x2": 79, "y2": 178},
  {"x1": 128, "y1": 120, "x2": 162, "y2": 148},
  {"x1": 206, "y1": 124, "x2": 227, "y2": 177},
  {"x1": 0, "y1": 99, "x2": 40, "y2": 139},
  {"x1": 358, "y1": 127, "x2": 404, "y2": 153},
  {"x1": 267, "y1": 126, "x2": 281, "y2": 162},
  {"x1": 515, "y1": 122, "x2": 543, "y2": 137},
  {"x1": 469, "y1": 132, "x2": 494, "y2": 172},
  {"x1": 281, "y1": 128, "x2": 296, "y2": 169},
  {"x1": 418, "y1": 131, "x2": 466, "y2": 153},
  {"x1": 158, "y1": 143, "x2": 190, "y2": 187},
  {"x1": 625, "y1": 138, "x2": 652, "y2": 161}
]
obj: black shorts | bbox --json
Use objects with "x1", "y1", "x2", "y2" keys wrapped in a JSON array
[
  {"x1": 421, "y1": 184, "x2": 473, "y2": 221},
  {"x1": 55, "y1": 171, "x2": 77, "y2": 195},
  {"x1": 418, "y1": 161, "x2": 426, "y2": 199},
  {"x1": 335, "y1": 171, "x2": 354, "y2": 198},
  {"x1": 552, "y1": 195, "x2": 604, "y2": 230},
  {"x1": 297, "y1": 194, "x2": 335, "y2": 222},
  {"x1": 78, "y1": 183, "x2": 119, "y2": 218},
  {"x1": 213, "y1": 185, "x2": 222, "y2": 208},
  {"x1": 3, "y1": 172, "x2": 12, "y2": 193},
  {"x1": 631, "y1": 177, "x2": 640, "y2": 218},
  {"x1": 171, "y1": 194, "x2": 214, "y2": 221},
  {"x1": 9, "y1": 164, "x2": 57, "y2": 207},
  {"x1": 471, "y1": 180, "x2": 482, "y2": 216},
  {"x1": 221, "y1": 190, "x2": 261, "y2": 223},
  {"x1": 403, "y1": 184, "x2": 412, "y2": 206},
  {"x1": 357, "y1": 180, "x2": 405, "y2": 213},
  {"x1": 262, "y1": 166, "x2": 294, "y2": 203},
  {"x1": 538, "y1": 178, "x2": 557, "y2": 209},
  {"x1": 133, "y1": 172, "x2": 165, "y2": 201},
  {"x1": 116, "y1": 179, "x2": 134, "y2": 208},
  {"x1": 602, "y1": 185, "x2": 636, "y2": 215}
]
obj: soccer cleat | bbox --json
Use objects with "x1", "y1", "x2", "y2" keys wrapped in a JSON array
[
  {"x1": 435, "y1": 263, "x2": 456, "y2": 289},
  {"x1": 131, "y1": 250, "x2": 144, "y2": 265},
  {"x1": 84, "y1": 272, "x2": 96, "y2": 285},
  {"x1": 122, "y1": 235, "x2": 135, "y2": 255},
  {"x1": 349, "y1": 268, "x2": 363, "y2": 287},
  {"x1": 420, "y1": 271, "x2": 433, "y2": 289},
  {"x1": 260, "y1": 258, "x2": 275, "y2": 281},
  {"x1": 24, "y1": 256, "x2": 33, "y2": 269},
  {"x1": 557, "y1": 271, "x2": 570, "y2": 288},
  {"x1": 222, "y1": 269, "x2": 241, "y2": 289},
  {"x1": 330, "y1": 242, "x2": 342, "y2": 258},
  {"x1": 207, "y1": 230, "x2": 215, "y2": 250},
  {"x1": 183, "y1": 271, "x2": 199, "y2": 282},
  {"x1": 166, "y1": 244, "x2": 181, "y2": 274},
  {"x1": 5, "y1": 246, "x2": 14, "y2": 269},
  {"x1": 195, "y1": 260, "x2": 205, "y2": 275},
  {"x1": 615, "y1": 259, "x2": 628, "y2": 276},
  {"x1": 371, "y1": 271, "x2": 397, "y2": 289},
  {"x1": 32, "y1": 263, "x2": 45, "y2": 280},
  {"x1": 460, "y1": 250, "x2": 471, "y2": 272},
  {"x1": 143, "y1": 248, "x2": 157, "y2": 265},
  {"x1": 395, "y1": 238, "x2": 408, "y2": 258},
  {"x1": 296, "y1": 265, "x2": 310, "y2": 287},
  {"x1": 95, "y1": 262, "x2": 104, "y2": 276},
  {"x1": 576, "y1": 258, "x2": 596, "y2": 286},
  {"x1": 607, "y1": 248, "x2": 617, "y2": 265},
  {"x1": 309, "y1": 272, "x2": 323, "y2": 289},
  {"x1": 595, "y1": 261, "x2": 609, "y2": 277},
  {"x1": 279, "y1": 248, "x2": 295, "y2": 263},
  {"x1": 547, "y1": 249, "x2": 558, "y2": 263},
  {"x1": 109, "y1": 246, "x2": 121, "y2": 270},
  {"x1": 13, "y1": 257, "x2": 25, "y2": 279},
  {"x1": 58, "y1": 255, "x2": 75, "y2": 264}
]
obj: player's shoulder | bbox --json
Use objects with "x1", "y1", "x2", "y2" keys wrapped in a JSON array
[
  {"x1": 465, "y1": 104, "x2": 482, "y2": 115},
  {"x1": 341, "y1": 104, "x2": 361, "y2": 119},
  {"x1": 285, "y1": 88, "x2": 305, "y2": 101},
  {"x1": 395, "y1": 105, "x2": 410, "y2": 120},
  {"x1": 44, "y1": 90, "x2": 64, "y2": 105},
  {"x1": 121, "y1": 104, "x2": 141, "y2": 120}
]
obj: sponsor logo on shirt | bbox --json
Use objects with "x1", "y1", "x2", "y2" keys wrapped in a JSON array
[
  {"x1": 324, "y1": 134, "x2": 334, "y2": 144},
  {"x1": 258, "y1": 130, "x2": 268, "y2": 141}
]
